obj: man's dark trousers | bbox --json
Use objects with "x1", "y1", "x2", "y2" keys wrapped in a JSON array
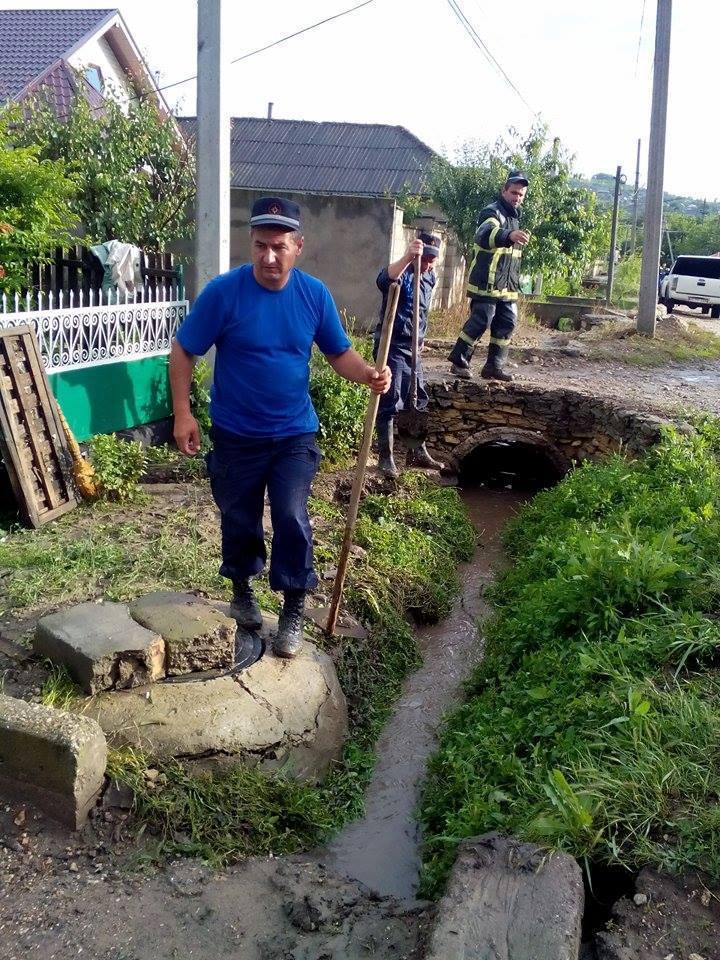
[
  {"x1": 449, "y1": 298, "x2": 517, "y2": 367},
  {"x1": 207, "y1": 425, "x2": 321, "y2": 592},
  {"x1": 374, "y1": 341, "x2": 429, "y2": 423}
]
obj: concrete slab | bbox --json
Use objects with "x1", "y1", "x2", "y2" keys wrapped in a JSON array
[
  {"x1": 84, "y1": 637, "x2": 347, "y2": 781},
  {"x1": 34, "y1": 601, "x2": 165, "y2": 694},
  {"x1": 0, "y1": 693, "x2": 107, "y2": 829},
  {"x1": 425, "y1": 833, "x2": 584, "y2": 960},
  {"x1": 129, "y1": 592, "x2": 234, "y2": 676}
]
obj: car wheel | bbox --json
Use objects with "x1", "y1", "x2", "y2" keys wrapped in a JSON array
[
  {"x1": 662, "y1": 298, "x2": 674, "y2": 314},
  {"x1": 711, "y1": 305, "x2": 720, "y2": 320}
]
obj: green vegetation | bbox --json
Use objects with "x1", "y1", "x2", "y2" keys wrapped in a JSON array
[
  {"x1": 88, "y1": 434, "x2": 147, "y2": 502},
  {"x1": 428, "y1": 125, "x2": 610, "y2": 294},
  {"x1": 0, "y1": 107, "x2": 76, "y2": 294},
  {"x1": 589, "y1": 323, "x2": 720, "y2": 367},
  {"x1": 309, "y1": 335, "x2": 373, "y2": 467},
  {"x1": 0, "y1": 458, "x2": 474, "y2": 862},
  {"x1": 106, "y1": 474, "x2": 474, "y2": 863},
  {"x1": 420, "y1": 421, "x2": 720, "y2": 898},
  {"x1": 15, "y1": 91, "x2": 194, "y2": 249},
  {"x1": 40, "y1": 663, "x2": 82, "y2": 710},
  {"x1": 665, "y1": 211, "x2": 720, "y2": 259}
]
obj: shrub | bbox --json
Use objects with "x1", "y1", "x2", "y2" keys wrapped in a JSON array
[
  {"x1": 420, "y1": 423, "x2": 720, "y2": 897},
  {"x1": 88, "y1": 433, "x2": 147, "y2": 502},
  {"x1": 309, "y1": 334, "x2": 373, "y2": 467}
]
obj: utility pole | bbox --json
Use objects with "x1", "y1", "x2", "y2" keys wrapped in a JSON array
[
  {"x1": 606, "y1": 165, "x2": 624, "y2": 306},
  {"x1": 630, "y1": 138, "x2": 641, "y2": 255},
  {"x1": 637, "y1": 0, "x2": 672, "y2": 336},
  {"x1": 196, "y1": 0, "x2": 229, "y2": 297}
]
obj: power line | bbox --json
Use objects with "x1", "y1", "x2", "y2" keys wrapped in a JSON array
[
  {"x1": 445, "y1": 0, "x2": 537, "y2": 117},
  {"x1": 38, "y1": 0, "x2": 378, "y2": 121},
  {"x1": 143, "y1": 0, "x2": 378, "y2": 99},
  {"x1": 634, "y1": 0, "x2": 647, "y2": 78}
]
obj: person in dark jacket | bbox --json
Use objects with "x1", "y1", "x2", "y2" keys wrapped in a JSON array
[
  {"x1": 448, "y1": 171, "x2": 530, "y2": 381},
  {"x1": 374, "y1": 232, "x2": 444, "y2": 478}
]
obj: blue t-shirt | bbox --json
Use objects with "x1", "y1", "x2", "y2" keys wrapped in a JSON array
[{"x1": 176, "y1": 264, "x2": 351, "y2": 437}]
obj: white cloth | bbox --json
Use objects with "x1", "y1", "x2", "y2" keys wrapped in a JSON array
[{"x1": 104, "y1": 240, "x2": 142, "y2": 295}]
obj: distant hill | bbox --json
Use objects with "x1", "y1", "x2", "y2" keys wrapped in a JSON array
[{"x1": 571, "y1": 173, "x2": 720, "y2": 218}]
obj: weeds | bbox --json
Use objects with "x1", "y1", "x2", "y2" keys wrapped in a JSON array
[
  {"x1": 419, "y1": 422, "x2": 720, "y2": 897},
  {"x1": 2, "y1": 467, "x2": 473, "y2": 863}
]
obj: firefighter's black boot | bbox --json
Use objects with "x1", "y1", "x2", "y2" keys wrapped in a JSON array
[
  {"x1": 376, "y1": 419, "x2": 399, "y2": 479},
  {"x1": 274, "y1": 590, "x2": 306, "y2": 659},
  {"x1": 481, "y1": 342, "x2": 513, "y2": 382},
  {"x1": 229, "y1": 578, "x2": 263, "y2": 631},
  {"x1": 406, "y1": 443, "x2": 444, "y2": 470},
  {"x1": 448, "y1": 339, "x2": 474, "y2": 379}
]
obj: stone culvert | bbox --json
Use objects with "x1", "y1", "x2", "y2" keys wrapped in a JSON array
[{"x1": 425, "y1": 379, "x2": 687, "y2": 480}]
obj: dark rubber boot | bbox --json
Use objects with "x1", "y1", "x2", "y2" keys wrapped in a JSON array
[
  {"x1": 274, "y1": 590, "x2": 306, "y2": 659},
  {"x1": 229, "y1": 579, "x2": 263, "y2": 631},
  {"x1": 448, "y1": 338, "x2": 474, "y2": 378},
  {"x1": 481, "y1": 342, "x2": 513, "y2": 382},
  {"x1": 406, "y1": 443, "x2": 444, "y2": 470},
  {"x1": 376, "y1": 419, "x2": 399, "y2": 479},
  {"x1": 450, "y1": 363, "x2": 472, "y2": 380}
]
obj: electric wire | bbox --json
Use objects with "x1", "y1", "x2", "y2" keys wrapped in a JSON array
[
  {"x1": 445, "y1": 0, "x2": 537, "y2": 117},
  {"x1": 39, "y1": 0, "x2": 378, "y2": 121}
]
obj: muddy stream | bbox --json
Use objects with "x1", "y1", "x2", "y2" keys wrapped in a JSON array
[{"x1": 323, "y1": 486, "x2": 525, "y2": 900}]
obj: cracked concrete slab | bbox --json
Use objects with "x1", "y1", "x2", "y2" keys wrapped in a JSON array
[
  {"x1": 34, "y1": 601, "x2": 166, "y2": 694},
  {"x1": 0, "y1": 693, "x2": 107, "y2": 828},
  {"x1": 129, "y1": 592, "x2": 235, "y2": 675},
  {"x1": 82, "y1": 640, "x2": 347, "y2": 781}
]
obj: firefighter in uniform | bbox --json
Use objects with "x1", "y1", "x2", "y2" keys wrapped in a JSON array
[
  {"x1": 375, "y1": 232, "x2": 444, "y2": 478},
  {"x1": 448, "y1": 171, "x2": 530, "y2": 382}
]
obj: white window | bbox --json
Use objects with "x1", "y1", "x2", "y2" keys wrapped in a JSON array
[{"x1": 84, "y1": 65, "x2": 104, "y2": 93}]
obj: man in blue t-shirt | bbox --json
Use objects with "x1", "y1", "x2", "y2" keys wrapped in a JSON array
[
  {"x1": 169, "y1": 197, "x2": 390, "y2": 658},
  {"x1": 374, "y1": 232, "x2": 444, "y2": 478}
]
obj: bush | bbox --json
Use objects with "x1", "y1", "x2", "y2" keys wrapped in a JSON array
[
  {"x1": 309, "y1": 334, "x2": 373, "y2": 467},
  {"x1": 420, "y1": 423, "x2": 720, "y2": 897},
  {"x1": 88, "y1": 433, "x2": 147, "y2": 502}
]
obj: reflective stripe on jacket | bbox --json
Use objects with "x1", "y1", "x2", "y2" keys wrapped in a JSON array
[{"x1": 467, "y1": 197, "x2": 523, "y2": 301}]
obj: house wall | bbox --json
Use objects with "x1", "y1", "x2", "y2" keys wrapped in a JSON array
[
  {"x1": 68, "y1": 34, "x2": 134, "y2": 108},
  {"x1": 231, "y1": 190, "x2": 397, "y2": 330}
]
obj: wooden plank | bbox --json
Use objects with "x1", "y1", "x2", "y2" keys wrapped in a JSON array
[
  {"x1": 0, "y1": 326, "x2": 76, "y2": 527},
  {"x1": 3, "y1": 336, "x2": 58, "y2": 509}
]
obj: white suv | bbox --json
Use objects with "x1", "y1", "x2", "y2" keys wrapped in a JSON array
[{"x1": 660, "y1": 255, "x2": 720, "y2": 319}]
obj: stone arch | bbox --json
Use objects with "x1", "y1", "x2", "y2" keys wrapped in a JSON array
[{"x1": 444, "y1": 426, "x2": 572, "y2": 480}]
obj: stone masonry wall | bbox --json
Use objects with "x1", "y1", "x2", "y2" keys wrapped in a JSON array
[{"x1": 424, "y1": 380, "x2": 683, "y2": 473}]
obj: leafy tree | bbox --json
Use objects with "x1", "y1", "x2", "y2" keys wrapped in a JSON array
[
  {"x1": 665, "y1": 211, "x2": 720, "y2": 258},
  {"x1": 16, "y1": 90, "x2": 195, "y2": 250},
  {"x1": 428, "y1": 126, "x2": 610, "y2": 293},
  {"x1": 0, "y1": 107, "x2": 76, "y2": 295}
]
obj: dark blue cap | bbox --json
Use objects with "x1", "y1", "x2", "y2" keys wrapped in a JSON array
[
  {"x1": 418, "y1": 231, "x2": 441, "y2": 258},
  {"x1": 249, "y1": 197, "x2": 301, "y2": 231},
  {"x1": 506, "y1": 170, "x2": 529, "y2": 187}
]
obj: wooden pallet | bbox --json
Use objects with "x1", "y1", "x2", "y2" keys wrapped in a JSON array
[{"x1": 0, "y1": 325, "x2": 77, "y2": 526}]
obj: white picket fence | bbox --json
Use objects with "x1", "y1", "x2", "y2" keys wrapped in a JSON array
[{"x1": 0, "y1": 286, "x2": 187, "y2": 374}]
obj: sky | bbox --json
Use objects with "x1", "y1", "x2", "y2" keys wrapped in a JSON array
[{"x1": 4, "y1": 0, "x2": 716, "y2": 201}]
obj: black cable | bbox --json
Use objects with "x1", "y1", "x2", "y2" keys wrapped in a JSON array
[
  {"x1": 445, "y1": 0, "x2": 537, "y2": 116},
  {"x1": 39, "y1": 0, "x2": 378, "y2": 122}
]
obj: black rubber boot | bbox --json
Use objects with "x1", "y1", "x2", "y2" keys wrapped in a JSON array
[
  {"x1": 448, "y1": 339, "x2": 474, "y2": 378},
  {"x1": 376, "y1": 419, "x2": 399, "y2": 479},
  {"x1": 406, "y1": 443, "x2": 444, "y2": 470},
  {"x1": 274, "y1": 590, "x2": 306, "y2": 659},
  {"x1": 481, "y1": 342, "x2": 513, "y2": 382},
  {"x1": 229, "y1": 579, "x2": 263, "y2": 631}
]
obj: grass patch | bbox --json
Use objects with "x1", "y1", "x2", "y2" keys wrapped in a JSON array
[
  {"x1": 40, "y1": 663, "x2": 82, "y2": 709},
  {"x1": 2, "y1": 467, "x2": 474, "y2": 864},
  {"x1": 589, "y1": 323, "x2": 720, "y2": 367},
  {"x1": 419, "y1": 420, "x2": 720, "y2": 898}
]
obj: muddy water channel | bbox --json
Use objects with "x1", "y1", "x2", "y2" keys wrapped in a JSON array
[{"x1": 324, "y1": 487, "x2": 526, "y2": 900}]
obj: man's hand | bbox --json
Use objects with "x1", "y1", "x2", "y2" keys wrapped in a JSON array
[
  {"x1": 367, "y1": 364, "x2": 392, "y2": 395},
  {"x1": 407, "y1": 238, "x2": 424, "y2": 260},
  {"x1": 174, "y1": 412, "x2": 201, "y2": 456},
  {"x1": 509, "y1": 229, "x2": 531, "y2": 246}
]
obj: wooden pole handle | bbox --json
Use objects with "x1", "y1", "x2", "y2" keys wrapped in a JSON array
[
  {"x1": 409, "y1": 252, "x2": 421, "y2": 407},
  {"x1": 325, "y1": 281, "x2": 401, "y2": 636}
]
